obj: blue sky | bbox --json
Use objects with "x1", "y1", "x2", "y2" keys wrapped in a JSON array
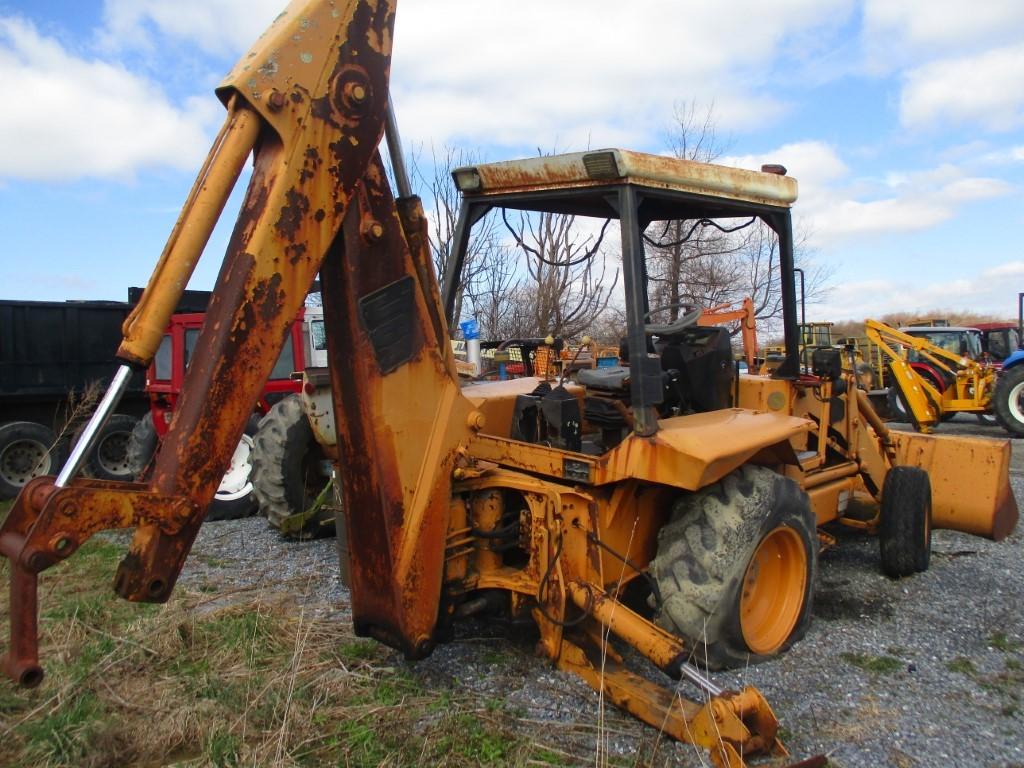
[{"x1": 0, "y1": 0, "x2": 1022, "y2": 321}]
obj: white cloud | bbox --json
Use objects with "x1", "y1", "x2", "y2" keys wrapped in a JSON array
[
  {"x1": 983, "y1": 261, "x2": 1024, "y2": 279},
  {"x1": 89, "y1": 0, "x2": 854, "y2": 152},
  {"x1": 820, "y1": 266, "x2": 1022, "y2": 321},
  {"x1": 864, "y1": 0, "x2": 1024, "y2": 54},
  {"x1": 0, "y1": 17, "x2": 214, "y2": 181},
  {"x1": 390, "y1": 0, "x2": 854, "y2": 150},
  {"x1": 862, "y1": 2, "x2": 1024, "y2": 132},
  {"x1": 722, "y1": 143, "x2": 1013, "y2": 246},
  {"x1": 900, "y1": 44, "x2": 1024, "y2": 132},
  {"x1": 99, "y1": 0, "x2": 283, "y2": 57}
]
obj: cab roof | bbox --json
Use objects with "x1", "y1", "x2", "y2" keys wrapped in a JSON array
[{"x1": 452, "y1": 149, "x2": 798, "y2": 212}]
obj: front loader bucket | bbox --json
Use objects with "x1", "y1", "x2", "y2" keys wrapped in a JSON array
[{"x1": 889, "y1": 431, "x2": 1018, "y2": 540}]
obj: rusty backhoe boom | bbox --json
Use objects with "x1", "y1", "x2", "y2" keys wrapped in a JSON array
[{"x1": 1, "y1": 0, "x2": 407, "y2": 681}]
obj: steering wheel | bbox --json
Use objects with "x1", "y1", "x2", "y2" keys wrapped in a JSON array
[{"x1": 644, "y1": 303, "x2": 703, "y2": 336}]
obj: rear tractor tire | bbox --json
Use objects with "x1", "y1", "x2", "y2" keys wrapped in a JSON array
[
  {"x1": 127, "y1": 411, "x2": 258, "y2": 522},
  {"x1": 879, "y1": 466, "x2": 931, "y2": 578},
  {"x1": 251, "y1": 394, "x2": 333, "y2": 539},
  {"x1": 992, "y1": 365, "x2": 1024, "y2": 437},
  {"x1": 650, "y1": 464, "x2": 817, "y2": 670}
]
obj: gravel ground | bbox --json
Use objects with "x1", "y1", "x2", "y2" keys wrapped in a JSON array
[{"x1": 177, "y1": 413, "x2": 1024, "y2": 767}]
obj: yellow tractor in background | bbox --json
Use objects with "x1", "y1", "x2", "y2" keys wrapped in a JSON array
[
  {"x1": 0, "y1": 2, "x2": 1018, "y2": 767},
  {"x1": 863, "y1": 319, "x2": 1024, "y2": 434}
]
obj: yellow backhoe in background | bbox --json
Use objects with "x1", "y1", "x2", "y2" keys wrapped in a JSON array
[{"x1": 0, "y1": 2, "x2": 1018, "y2": 767}]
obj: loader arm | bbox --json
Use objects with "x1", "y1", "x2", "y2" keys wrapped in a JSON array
[{"x1": 0, "y1": 0, "x2": 471, "y2": 681}]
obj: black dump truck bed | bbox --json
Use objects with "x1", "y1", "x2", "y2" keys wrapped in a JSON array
[
  {"x1": 0, "y1": 289, "x2": 212, "y2": 498},
  {"x1": 0, "y1": 299, "x2": 143, "y2": 402}
]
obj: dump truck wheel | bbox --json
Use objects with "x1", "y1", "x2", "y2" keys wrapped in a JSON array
[
  {"x1": 879, "y1": 466, "x2": 931, "y2": 578},
  {"x1": 0, "y1": 421, "x2": 67, "y2": 500},
  {"x1": 74, "y1": 414, "x2": 137, "y2": 481},
  {"x1": 993, "y1": 365, "x2": 1024, "y2": 437},
  {"x1": 650, "y1": 464, "x2": 817, "y2": 670},
  {"x1": 252, "y1": 394, "x2": 333, "y2": 538}
]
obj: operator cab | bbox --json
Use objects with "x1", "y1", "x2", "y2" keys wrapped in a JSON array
[{"x1": 443, "y1": 149, "x2": 801, "y2": 452}]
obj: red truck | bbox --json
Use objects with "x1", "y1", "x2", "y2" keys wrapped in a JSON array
[{"x1": 127, "y1": 311, "x2": 306, "y2": 520}]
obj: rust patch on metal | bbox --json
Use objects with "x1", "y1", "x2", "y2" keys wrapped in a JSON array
[
  {"x1": 252, "y1": 273, "x2": 285, "y2": 323},
  {"x1": 276, "y1": 188, "x2": 311, "y2": 241},
  {"x1": 286, "y1": 242, "x2": 308, "y2": 264}
]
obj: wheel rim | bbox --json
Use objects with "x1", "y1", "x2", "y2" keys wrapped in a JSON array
[
  {"x1": 1009, "y1": 381, "x2": 1024, "y2": 423},
  {"x1": 216, "y1": 434, "x2": 254, "y2": 501},
  {"x1": 95, "y1": 432, "x2": 132, "y2": 477},
  {"x1": 739, "y1": 525, "x2": 808, "y2": 655},
  {"x1": 0, "y1": 439, "x2": 51, "y2": 488}
]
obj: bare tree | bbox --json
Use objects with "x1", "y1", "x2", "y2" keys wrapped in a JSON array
[
  {"x1": 498, "y1": 209, "x2": 619, "y2": 338},
  {"x1": 462, "y1": 240, "x2": 521, "y2": 339},
  {"x1": 645, "y1": 101, "x2": 830, "y2": 329},
  {"x1": 411, "y1": 145, "x2": 502, "y2": 331}
]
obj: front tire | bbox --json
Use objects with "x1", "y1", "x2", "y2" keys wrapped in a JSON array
[
  {"x1": 993, "y1": 365, "x2": 1024, "y2": 437},
  {"x1": 887, "y1": 386, "x2": 910, "y2": 422},
  {"x1": 879, "y1": 466, "x2": 931, "y2": 578},
  {"x1": 207, "y1": 433, "x2": 258, "y2": 521},
  {"x1": 650, "y1": 465, "x2": 818, "y2": 670}
]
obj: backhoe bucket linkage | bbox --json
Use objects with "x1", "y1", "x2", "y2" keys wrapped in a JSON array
[
  {"x1": 556, "y1": 581, "x2": 802, "y2": 767},
  {"x1": 0, "y1": 475, "x2": 197, "y2": 686}
]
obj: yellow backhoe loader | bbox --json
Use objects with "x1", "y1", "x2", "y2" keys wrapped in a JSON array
[
  {"x1": 865, "y1": 319, "x2": 999, "y2": 431},
  {"x1": 1, "y1": 3, "x2": 1017, "y2": 767}
]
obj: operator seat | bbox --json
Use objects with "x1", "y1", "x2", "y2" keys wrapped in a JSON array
[{"x1": 576, "y1": 324, "x2": 736, "y2": 450}]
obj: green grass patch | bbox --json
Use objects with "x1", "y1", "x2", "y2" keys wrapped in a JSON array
[
  {"x1": 0, "y1": 525, "x2": 652, "y2": 768},
  {"x1": 338, "y1": 638, "x2": 380, "y2": 662},
  {"x1": 431, "y1": 712, "x2": 516, "y2": 764},
  {"x1": 840, "y1": 652, "x2": 903, "y2": 674},
  {"x1": 946, "y1": 657, "x2": 976, "y2": 675},
  {"x1": 989, "y1": 632, "x2": 1023, "y2": 653}
]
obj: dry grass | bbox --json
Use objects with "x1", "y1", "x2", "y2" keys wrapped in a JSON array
[{"x1": 0, "y1": 536, "x2": 573, "y2": 768}]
